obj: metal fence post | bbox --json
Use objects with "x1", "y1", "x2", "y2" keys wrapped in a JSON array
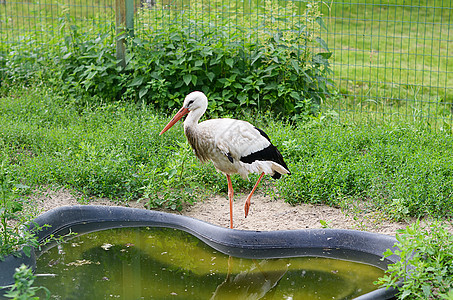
[
  {"x1": 126, "y1": 0, "x2": 134, "y2": 38},
  {"x1": 115, "y1": 0, "x2": 134, "y2": 69}
]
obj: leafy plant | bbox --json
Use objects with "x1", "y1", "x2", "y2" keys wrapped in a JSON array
[
  {"x1": 139, "y1": 141, "x2": 203, "y2": 210},
  {"x1": 319, "y1": 219, "x2": 331, "y2": 228},
  {"x1": 55, "y1": 13, "x2": 123, "y2": 105},
  {"x1": 376, "y1": 221, "x2": 453, "y2": 299},
  {"x1": 0, "y1": 162, "x2": 38, "y2": 260},
  {"x1": 3, "y1": 264, "x2": 50, "y2": 300},
  {"x1": 0, "y1": 157, "x2": 73, "y2": 260},
  {"x1": 125, "y1": 0, "x2": 333, "y2": 119},
  {"x1": 1, "y1": 0, "x2": 333, "y2": 121}
]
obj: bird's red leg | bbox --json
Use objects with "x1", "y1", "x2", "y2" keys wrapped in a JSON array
[
  {"x1": 226, "y1": 174, "x2": 234, "y2": 229},
  {"x1": 244, "y1": 172, "x2": 265, "y2": 218}
]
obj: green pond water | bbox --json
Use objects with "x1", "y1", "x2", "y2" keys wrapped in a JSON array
[{"x1": 35, "y1": 227, "x2": 385, "y2": 299}]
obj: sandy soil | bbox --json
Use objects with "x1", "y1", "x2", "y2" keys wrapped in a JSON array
[{"x1": 25, "y1": 187, "x2": 419, "y2": 236}]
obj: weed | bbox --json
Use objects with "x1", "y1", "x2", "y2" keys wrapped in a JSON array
[
  {"x1": 376, "y1": 220, "x2": 453, "y2": 299},
  {"x1": 277, "y1": 123, "x2": 453, "y2": 220},
  {"x1": 0, "y1": 161, "x2": 38, "y2": 260},
  {"x1": 3, "y1": 264, "x2": 50, "y2": 300},
  {"x1": 319, "y1": 219, "x2": 331, "y2": 228}
]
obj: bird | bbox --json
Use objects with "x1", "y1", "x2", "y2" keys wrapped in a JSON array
[{"x1": 159, "y1": 91, "x2": 290, "y2": 229}]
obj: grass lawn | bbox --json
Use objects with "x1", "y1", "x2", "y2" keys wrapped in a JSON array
[
  {"x1": 1, "y1": 85, "x2": 452, "y2": 221},
  {"x1": 320, "y1": 0, "x2": 452, "y2": 128}
]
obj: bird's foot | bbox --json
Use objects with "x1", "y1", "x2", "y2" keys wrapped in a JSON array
[{"x1": 244, "y1": 198, "x2": 251, "y2": 218}]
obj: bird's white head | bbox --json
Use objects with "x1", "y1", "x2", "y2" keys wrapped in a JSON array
[
  {"x1": 159, "y1": 91, "x2": 208, "y2": 136},
  {"x1": 183, "y1": 91, "x2": 208, "y2": 113}
]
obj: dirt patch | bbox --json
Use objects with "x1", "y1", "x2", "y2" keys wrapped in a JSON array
[
  {"x1": 26, "y1": 187, "x2": 418, "y2": 236},
  {"x1": 181, "y1": 194, "x2": 415, "y2": 235}
]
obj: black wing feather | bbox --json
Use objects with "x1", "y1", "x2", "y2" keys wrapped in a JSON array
[{"x1": 239, "y1": 127, "x2": 290, "y2": 179}]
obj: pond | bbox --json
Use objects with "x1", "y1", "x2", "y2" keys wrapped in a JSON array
[{"x1": 35, "y1": 227, "x2": 385, "y2": 299}]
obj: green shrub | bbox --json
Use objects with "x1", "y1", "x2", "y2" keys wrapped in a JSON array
[
  {"x1": 125, "y1": 28, "x2": 331, "y2": 120},
  {"x1": 377, "y1": 221, "x2": 453, "y2": 299},
  {"x1": 123, "y1": 0, "x2": 332, "y2": 119},
  {"x1": 4, "y1": 264, "x2": 50, "y2": 299},
  {"x1": 0, "y1": 162, "x2": 38, "y2": 260},
  {"x1": 1, "y1": 0, "x2": 333, "y2": 120}
]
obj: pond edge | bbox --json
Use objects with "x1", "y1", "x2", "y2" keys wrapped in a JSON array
[{"x1": 1, "y1": 205, "x2": 401, "y2": 299}]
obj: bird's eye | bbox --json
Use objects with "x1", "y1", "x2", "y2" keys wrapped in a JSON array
[{"x1": 187, "y1": 100, "x2": 194, "y2": 107}]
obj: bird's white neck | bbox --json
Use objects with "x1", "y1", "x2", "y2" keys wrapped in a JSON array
[{"x1": 184, "y1": 107, "x2": 205, "y2": 129}]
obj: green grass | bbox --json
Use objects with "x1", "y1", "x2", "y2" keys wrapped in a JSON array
[
  {"x1": 320, "y1": 0, "x2": 453, "y2": 127},
  {"x1": 0, "y1": 84, "x2": 259, "y2": 209},
  {"x1": 1, "y1": 85, "x2": 452, "y2": 220},
  {"x1": 278, "y1": 120, "x2": 453, "y2": 220}
]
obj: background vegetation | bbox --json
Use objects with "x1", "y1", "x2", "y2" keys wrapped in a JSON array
[
  {"x1": 1, "y1": 0, "x2": 451, "y2": 128},
  {"x1": 0, "y1": 84, "x2": 452, "y2": 221},
  {"x1": 319, "y1": 0, "x2": 452, "y2": 131},
  {"x1": 1, "y1": 0, "x2": 332, "y2": 121}
]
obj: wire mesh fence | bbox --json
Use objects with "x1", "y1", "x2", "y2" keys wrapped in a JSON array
[
  {"x1": 321, "y1": 1, "x2": 452, "y2": 130},
  {"x1": 0, "y1": 0, "x2": 114, "y2": 50},
  {"x1": 0, "y1": 0, "x2": 451, "y2": 129}
]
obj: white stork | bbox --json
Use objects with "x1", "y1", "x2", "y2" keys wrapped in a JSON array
[{"x1": 159, "y1": 91, "x2": 290, "y2": 229}]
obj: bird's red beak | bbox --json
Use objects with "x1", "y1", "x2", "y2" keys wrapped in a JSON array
[{"x1": 159, "y1": 107, "x2": 190, "y2": 135}]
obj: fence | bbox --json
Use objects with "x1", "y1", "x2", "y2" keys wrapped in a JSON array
[
  {"x1": 320, "y1": 1, "x2": 452, "y2": 130},
  {"x1": 0, "y1": 0, "x2": 452, "y2": 129}
]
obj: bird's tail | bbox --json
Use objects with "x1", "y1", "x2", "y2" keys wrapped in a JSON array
[{"x1": 271, "y1": 162, "x2": 290, "y2": 179}]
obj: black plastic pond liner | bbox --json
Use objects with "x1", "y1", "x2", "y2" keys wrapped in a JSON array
[{"x1": 0, "y1": 205, "x2": 401, "y2": 299}]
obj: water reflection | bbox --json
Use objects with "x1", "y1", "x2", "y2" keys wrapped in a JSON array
[
  {"x1": 35, "y1": 227, "x2": 384, "y2": 299},
  {"x1": 211, "y1": 258, "x2": 288, "y2": 299}
]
